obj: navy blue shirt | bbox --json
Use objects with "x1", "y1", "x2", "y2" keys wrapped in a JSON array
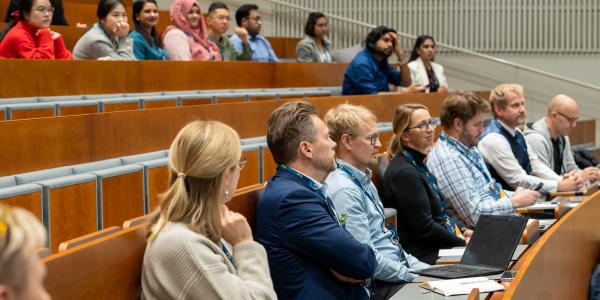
[{"x1": 342, "y1": 49, "x2": 402, "y2": 95}]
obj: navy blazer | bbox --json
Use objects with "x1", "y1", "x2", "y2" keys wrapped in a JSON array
[{"x1": 255, "y1": 168, "x2": 376, "y2": 300}]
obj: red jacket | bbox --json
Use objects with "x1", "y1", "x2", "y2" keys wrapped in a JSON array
[{"x1": 0, "y1": 21, "x2": 72, "y2": 59}]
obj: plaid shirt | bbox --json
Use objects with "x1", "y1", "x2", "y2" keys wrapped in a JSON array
[{"x1": 426, "y1": 133, "x2": 514, "y2": 228}]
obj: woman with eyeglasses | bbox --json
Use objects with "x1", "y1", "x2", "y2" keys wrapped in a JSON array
[
  {"x1": 72, "y1": 0, "x2": 135, "y2": 60},
  {"x1": 0, "y1": 0, "x2": 71, "y2": 59},
  {"x1": 407, "y1": 35, "x2": 448, "y2": 93},
  {"x1": 162, "y1": 0, "x2": 221, "y2": 61},
  {"x1": 0, "y1": 204, "x2": 51, "y2": 300},
  {"x1": 129, "y1": 0, "x2": 167, "y2": 60},
  {"x1": 381, "y1": 104, "x2": 470, "y2": 264},
  {"x1": 295, "y1": 12, "x2": 332, "y2": 63},
  {"x1": 142, "y1": 120, "x2": 276, "y2": 300}
]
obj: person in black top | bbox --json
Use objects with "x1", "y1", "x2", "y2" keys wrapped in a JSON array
[{"x1": 381, "y1": 103, "x2": 470, "y2": 264}]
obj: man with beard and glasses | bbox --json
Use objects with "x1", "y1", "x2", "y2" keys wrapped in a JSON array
[
  {"x1": 524, "y1": 94, "x2": 600, "y2": 182},
  {"x1": 324, "y1": 104, "x2": 429, "y2": 300},
  {"x1": 230, "y1": 4, "x2": 278, "y2": 62},
  {"x1": 342, "y1": 26, "x2": 422, "y2": 95},
  {"x1": 255, "y1": 101, "x2": 376, "y2": 300},
  {"x1": 426, "y1": 92, "x2": 540, "y2": 229},
  {"x1": 478, "y1": 84, "x2": 582, "y2": 194}
]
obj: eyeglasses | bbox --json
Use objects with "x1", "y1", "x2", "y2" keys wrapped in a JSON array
[
  {"x1": 34, "y1": 6, "x2": 55, "y2": 14},
  {"x1": 363, "y1": 132, "x2": 380, "y2": 146},
  {"x1": 246, "y1": 16, "x2": 262, "y2": 22},
  {"x1": 406, "y1": 119, "x2": 439, "y2": 132},
  {"x1": 556, "y1": 111, "x2": 578, "y2": 124},
  {"x1": 238, "y1": 157, "x2": 247, "y2": 170}
]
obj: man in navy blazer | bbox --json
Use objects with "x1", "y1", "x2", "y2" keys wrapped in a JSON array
[{"x1": 256, "y1": 101, "x2": 377, "y2": 300}]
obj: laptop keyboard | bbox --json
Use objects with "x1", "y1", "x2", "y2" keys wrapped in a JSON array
[{"x1": 420, "y1": 264, "x2": 503, "y2": 278}]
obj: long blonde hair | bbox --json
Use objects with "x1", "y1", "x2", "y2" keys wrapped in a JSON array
[
  {"x1": 387, "y1": 104, "x2": 429, "y2": 159},
  {"x1": 0, "y1": 205, "x2": 46, "y2": 293},
  {"x1": 147, "y1": 120, "x2": 241, "y2": 243}
]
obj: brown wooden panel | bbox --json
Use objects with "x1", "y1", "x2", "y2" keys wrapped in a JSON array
[
  {"x1": 0, "y1": 192, "x2": 43, "y2": 221},
  {"x1": 0, "y1": 113, "x2": 4, "y2": 121},
  {"x1": 568, "y1": 119, "x2": 595, "y2": 146},
  {"x1": 274, "y1": 62, "x2": 347, "y2": 88},
  {"x1": 58, "y1": 226, "x2": 121, "y2": 252},
  {"x1": 101, "y1": 172, "x2": 144, "y2": 228},
  {"x1": 147, "y1": 166, "x2": 169, "y2": 212},
  {"x1": 143, "y1": 99, "x2": 178, "y2": 109},
  {"x1": 11, "y1": 108, "x2": 55, "y2": 120},
  {"x1": 215, "y1": 97, "x2": 245, "y2": 104},
  {"x1": 504, "y1": 191, "x2": 600, "y2": 299},
  {"x1": 44, "y1": 224, "x2": 147, "y2": 300},
  {"x1": 60, "y1": 105, "x2": 99, "y2": 116},
  {"x1": 48, "y1": 181, "x2": 97, "y2": 253},
  {"x1": 227, "y1": 184, "x2": 264, "y2": 229},
  {"x1": 269, "y1": 37, "x2": 301, "y2": 59},
  {"x1": 103, "y1": 102, "x2": 140, "y2": 113},
  {"x1": 249, "y1": 96, "x2": 276, "y2": 101},
  {"x1": 263, "y1": 149, "x2": 278, "y2": 183},
  {"x1": 181, "y1": 98, "x2": 212, "y2": 106},
  {"x1": 238, "y1": 150, "x2": 260, "y2": 188}
]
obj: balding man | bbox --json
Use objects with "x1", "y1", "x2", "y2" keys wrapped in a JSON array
[{"x1": 524, "y1": 94, "x2": 600, "y2": 181}]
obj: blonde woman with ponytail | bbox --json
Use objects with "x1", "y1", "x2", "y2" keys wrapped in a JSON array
[
  {"x1": 141, "y1": 120, "x2": 276, "y2": 300},
  {"x1": 380, "y1": 104, "x2": 470, "y2": 265}
]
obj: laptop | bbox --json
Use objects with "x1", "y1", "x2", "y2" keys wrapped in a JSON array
[{"x1": 412, "y1": 214, "x2": 527, "y2": 279}]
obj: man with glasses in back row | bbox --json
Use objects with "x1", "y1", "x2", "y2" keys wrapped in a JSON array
[
  {"x1": 206, "y1": 2, "x2": 253, "y2": 61},
  {"x1": 230, "y1": 4, "x2": 278, "y2": 62},
  {"x1": 524, "y1": 94, "x2": 600, "y2": 182}
]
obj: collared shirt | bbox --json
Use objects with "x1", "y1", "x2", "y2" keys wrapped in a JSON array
[
  {"x1": 325, "y1": 159, "x2": 429, "y2": 283},
  {"x1": 427, "y1": 133, "x2": 514, "y2": 228},
  {"x1": 342, "y1": 49, "x2": 402, "y2": 95},
  {"x1": 478, "y1": 119, "x2": 561, "y2": 193},
  {"x1": 208, "y1": 34, "x2": 252, "y2": 61},
  {"x1": 230, "y1": 33, "x2": 278, "y2": 62}
]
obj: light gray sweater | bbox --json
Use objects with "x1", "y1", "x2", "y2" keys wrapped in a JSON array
[
  {"x1": 141, "y1": 222, "x2": 277, "y2": 300},
  {"x1": 73, "y1": 23, "x2": 135, "y2": 60},
  {"x1": 524, "y1": 117, "x2": 579, "y2": 175}
]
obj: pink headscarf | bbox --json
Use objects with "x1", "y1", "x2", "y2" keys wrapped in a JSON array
[{"x1": 164, "y1": 0, "x2": 221, "y2": 61}]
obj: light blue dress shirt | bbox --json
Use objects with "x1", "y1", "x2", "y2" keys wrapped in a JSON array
[
  {"x1": 230, "y1": 33, "x2": 278, "y2": 62},
  {"x1": 325, "y1": 159, "x2": 429, "y2": 283}
]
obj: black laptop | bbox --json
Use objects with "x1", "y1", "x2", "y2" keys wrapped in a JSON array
[{"x1": 412, "y1": 214, "x2": 527, "y2": 279}]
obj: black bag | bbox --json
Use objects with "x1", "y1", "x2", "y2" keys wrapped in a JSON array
[{"x1": 573, "y1": 149, "x2": 600, "y2": 169}]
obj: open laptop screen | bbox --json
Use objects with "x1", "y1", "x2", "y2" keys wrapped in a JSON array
[{"x1": 461, "y1": 215, "x2": 527, "y2": 269}]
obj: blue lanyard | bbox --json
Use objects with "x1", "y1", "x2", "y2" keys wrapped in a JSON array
[
  {"x1": 221, "y1": 242, "x2": 235, "y2": 265},
  {"x1": 337, "y1": 162, "x2": 401, "y2": 245},
  {"x1": 278, "y1": 164, "x2": 340, "y2": 224},
  {"x1": 438, "y1": 132, "x2": 503, "y2": 200},
  {"x1": 402, "y1": 150, "x2": 456, "y2": 234}
]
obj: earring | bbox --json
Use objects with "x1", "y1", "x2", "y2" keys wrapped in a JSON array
[{"x1": 225, "y1": 190, "x2": 229, "y2": 196}]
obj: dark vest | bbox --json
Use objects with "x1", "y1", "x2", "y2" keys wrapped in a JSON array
[{"x1": 480, "y1": 119, "x2": 532, "y2": 190}]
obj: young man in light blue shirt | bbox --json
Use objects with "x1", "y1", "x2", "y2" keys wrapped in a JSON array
[
  {"x1": 230, "y1": 4, "x2": 278, "y2": 62},
  {"x1": 324, "y1": 103, "x2": 429, "y2": 300}
]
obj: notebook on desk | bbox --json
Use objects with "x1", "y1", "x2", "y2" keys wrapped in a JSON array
[{"x1": 412, "y1": 214, "x2": 527, "y2": 279}]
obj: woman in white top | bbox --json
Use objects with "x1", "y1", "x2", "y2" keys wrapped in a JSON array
[
  {"x1": 407, "y1": 35, "x2": 448, "y2": 93},
  {"x1": 141, "y1": 120, "x2": 276, "y2": 300}
]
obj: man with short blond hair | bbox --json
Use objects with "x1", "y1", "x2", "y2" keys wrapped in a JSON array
[{"x1": 324, "y1": 103, "x2": 428, "y2": 300}]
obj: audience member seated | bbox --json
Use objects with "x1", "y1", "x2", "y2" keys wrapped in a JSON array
[
  {"x1": 162, "y1": 0, "x2": 221, "y2": 61},
  {"x1": 230, "y1": 4, "x2": 278, "y2": 62},
  {"x1": 72, "y1": 0, "x2": 135, "y2": 60},
  {"x1": 380, "y1": 104, "x2": 468, "y2": 264},
  {"x1": 129, "y1": 0, "x2": 167, "y2": 60},
  {"x1": 427, "y1": 92, "x2": 539, "y2": 228},
  {"x1": 0, "y1": 204, "x2": 50, "y2": 300},
  {"x1": 206, "y1": 2, "x2": 252, "y2": 61},
  {"x1": 142, "y1": 120, "x2": 276, "y2": 300},
  {"x1": 0, "y1": 0, "x2": 71, "y2": 59},
  {"x1": 295, "y1": 12, "x2": 332, "y2": 63},
  {"x1": 256, "y1": 101, "x2": 376, "y2": 300},
  {"x1": 342, "y1": 26, "x2": 421, "y2": 95},
  {"x1": 4, "y1": 0, "x2": 67, "y2": 25},
  {"x1": 323, "y1": 104, "x2": 429, "y2": 300},
  {"x1": 478, "y1": 84, "x2": 582, "y2": 193},
  {"x1": 524, "y1": 94, "x2": 600, "y2": 182},
  {"x1": 407, "y1": 35, "x2": 447, "y2": 93}
]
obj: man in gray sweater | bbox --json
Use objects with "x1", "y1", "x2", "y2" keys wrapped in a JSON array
[{"x1": 524, "y1": 94, "x2": 600, "y2": 182}]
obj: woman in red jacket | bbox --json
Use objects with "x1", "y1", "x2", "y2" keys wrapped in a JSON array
[{"x1": 0, "y1": 0, "x2": 71, "y2": 59}]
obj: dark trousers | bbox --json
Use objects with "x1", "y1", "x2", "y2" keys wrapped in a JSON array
[{"x1": 370, "y1": 280, "x2": 406, "y2": 300}]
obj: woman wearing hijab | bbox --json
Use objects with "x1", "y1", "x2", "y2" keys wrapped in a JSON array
[{"x1": 162, "y1": 0, "x2": 221, "y2": 61}]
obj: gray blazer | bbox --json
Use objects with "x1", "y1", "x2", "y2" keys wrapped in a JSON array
[
  {"x1": 295, "y1": 36, "x2": 332, "y2": 62},
  {"x1": 524, "y1": 117, "x2": 579, "y2": 174},
  {"x1": 73, "y1": 23, "x2": 136, "y2": 60}
]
